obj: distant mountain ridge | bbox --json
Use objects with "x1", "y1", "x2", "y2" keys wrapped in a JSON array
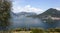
[
  {"x1": 37, "y1": 8, "x2": 60, "y2": 18},
  {"x1": 16, "y1": 12, "x2": 37, "y2": 16}
]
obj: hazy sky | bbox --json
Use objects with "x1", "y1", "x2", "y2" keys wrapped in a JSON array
[{"x1": 12, "y1": 0, "x2": 60, "y2": 14}]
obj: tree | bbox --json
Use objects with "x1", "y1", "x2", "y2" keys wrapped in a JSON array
[
  {"x1": 46, "y1": 17, "x2": 54, "y2": 24},
  {"x1": 0, "y1": 0, "x2": 12, "y2": 30}
]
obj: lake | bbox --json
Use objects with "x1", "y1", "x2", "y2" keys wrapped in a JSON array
[{"x1": 9, "y1": 16, "x2": 60, "y2": 29}]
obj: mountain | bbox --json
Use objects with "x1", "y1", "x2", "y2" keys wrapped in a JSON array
[
  {"x1": 16, "y1": 12, "x2": 37, "y2": 17},
  {"x1": 37, "y1": 8, "x2": 60, "y2": 18},
  {"x1": 36, "y1": 8, "x2": 60, "y2": 24}
]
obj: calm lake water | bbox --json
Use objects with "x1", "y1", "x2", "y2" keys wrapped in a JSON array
[{"x1": 9, "y1": 16, "x2": 60, "y2": 29}]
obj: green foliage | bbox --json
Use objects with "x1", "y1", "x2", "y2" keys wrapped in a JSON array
[
  {"x1": 0, "y1": 0, "x2": 12, "y2": 30},
  {"x1": 46, "y1": 17, "x2": 54, "y2": 24},
  {"x1": 31, "y1": 29, "x2": 44, "y2": 33}
]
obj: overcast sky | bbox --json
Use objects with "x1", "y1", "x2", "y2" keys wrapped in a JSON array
[{"x1": 12, "y1": 0, "x2": 60, "y2": 14}]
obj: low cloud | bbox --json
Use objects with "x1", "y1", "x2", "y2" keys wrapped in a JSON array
[
  {"x1": 12, "y1": 5, "x2": 44, "y2": 14},
  {"x1": 55, "y1": 8, "x2": 60, "y2": 10}
]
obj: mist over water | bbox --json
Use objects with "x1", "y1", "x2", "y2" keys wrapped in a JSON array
[{"x1": 9, "y1": 12, "x2": 60, "y2": 29}]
